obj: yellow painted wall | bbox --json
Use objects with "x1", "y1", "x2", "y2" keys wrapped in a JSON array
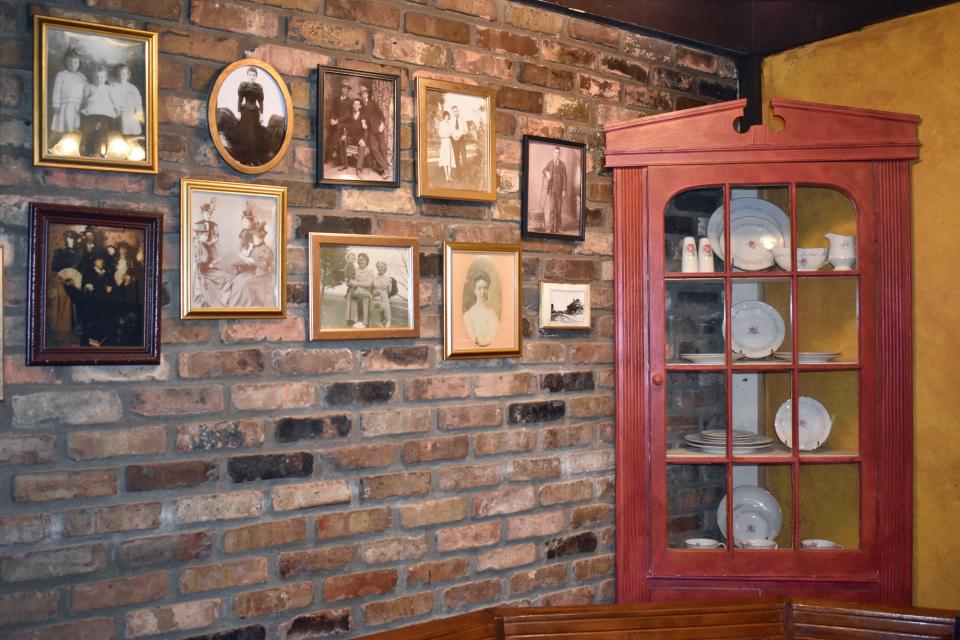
[{"x1": 764, "y1": 3, "x2": 960, "y2": 607}]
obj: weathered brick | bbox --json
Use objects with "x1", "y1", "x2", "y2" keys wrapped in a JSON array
[
  {"x1": 507, "y1": 400, "x2": 565, "y2": 424},
  {"x1": 622, "y1": 33, "x2": 674, "y2": 61},
  {"x1": 234, "y1": 583, "x2": 314, "y2": 618},
  {"x1": 451, "y1": 50, "x2": 514, "y2": 80},
  {"x1": 360, "y1": 346, "x2": 430, "y2": 370},
  {"x1": 279, "y1": 546, "x2": 353, "y2": 579},
  {"x1": 545, "y1": 531, "x2": 598, "y2": 558},
  {"x1": 402, "y1": 435, "x2": 469, "y2": 463},
  {"x1": 1, "y1": 544, "x2": 107, "y2": 582},
  {"x1": 473, "y1": 486, "x2": 536, "y2": 517},
  {"x1": 437, "y1": 463, "x2": 501, "y2": 489},
  {"x1": 326, "y1": 0, "x2": 398, "y2": 28},
  {"x1": 227, "y1": 452, "x2": 313, "y2": 483},
  {"x1": 476, "y1": 27, "x2": 539, "y2": 56},
  {"x1": 288, "y1": 17, "x2": 367, "y2": 52},
  {"x1": 0, "y1": 435, "x2": 56, "y2": 465},
  {"x1": 314, "y1": 508, "x2": 391, "y2": 544},
  {"x1": 544, "y1": 94, "x2": 590, "y2": 121},
  {"x1": 232, "y1": 382, "x2": 315, "y2": 411},
  {"x1": 405, "y1": 12, "x2": 470, "y2": 43},
  {"x1": 14, "y1": 469, "x2": 117, "y2": 502},
  {"x1": 568, "y1": 19, "x2": 620, "y2": 47},
  {"x1": 477, "y1": 543, "x2": 537, "y2": 571},
  {"x1": 180, "y1": 557, "x2": 268, "y2": 594},
  {"x1": 275, "y1": 415, "x2": 351, "y2": 442},
  {"x1": 653, "y1": 66, "x2": 695, "y2": 90},
  {"x1": 323, "y1": 569, "x2": 397, "y2": 601},
  {"x1": 71, "y1": 571, "x2": 168, "y2": 612},
  {"x1": 400, "y1": 497, "x2": 467, "y2": 528},
  {"x1": 68, "y1": 426, "x2": 166, "y2": 460},
  {"x1": 510, "y1": 564, "x2": 566, "y2": 594},
  {"x1": 364, "y1": 592, "x2": 433, "y2": 627},
  {"x1": 285, "y1": 608, "x2": 351, "y2": 638},
  {"x1": 323, "y1": 442, "x2": 397, "y2": 469},
  {"x1": 0, "y1": 590, "x2": 60, "y2": 625},
  {"x1": 65, "y1": 502, "x2": 163, "y2": 537},
  {"x1": 444, "y1": 579, "x2": 502, "y2": 609},
  {"x1": 600, "y1": 55, "x2": 649, "y2": 82},
  {"x1": 573, "y1": 553, "x2": 613, "y2": 580},
  {"x1": 543, "y1": 585, "x2": 596, "y2": 606},
  {"x1": 361, "y1": 471, "x2": 431, "y2": 500},
  {"x1": 569, "y1": 394, "x2": 615, "y2": 417},
  {"x1": 175, "y1": 491, "x2": 262, "y2": 524},
  {"x1": 273, "y1": 348, "x2": 354, "y2": 375},
  {"x1": 0, "y1": 514, "x2": 50, "y2": 546},
  {"x1": 507, "y1": 511, "x2": 565, "y2": 539},
  {"x1": 177, "y1": 420, "x2": 266, "y2": 451},
  {"x1": 405, "y1": 376, "x2": 471, "y2": 401},
  {"x1": 272, "y1": 480, "x2": 352, "y2": 511},
  {"x1": 436, "y1": 521, "x2": 500, "y2": 551},
  {"x1": 373, "y1": 34, "x2": 446, "y2": 67},
  {"x1": 179, "y1": 349, "x2": 264, "y2": 378},
  {"x1": 13, "y1": 390, "x2": 121, "y2": 426},
  {"x1": 437, "y1": 0, "x2": 496, "y2": 20},
  {"x1": 474, "y1": 372, "x2": 538, "y2": 397},
  {"x1": 439, "y1": 404, "x2": 503, "y2": 429},
  {"x1": 543, "y1": 422, "x2": 596, "y2": 448},
  {"x1": 325, "y1": 380, "x2": 396, "y2": 405},
  {"x1": 8, "y1": 617, "x2": 115, "y2": 640},
  {"x1": 121, "y1": 531, "x2": 213, "y2": 567},
  {"x1": 190, "y1": 0, "x2": 280, "y2": 37},
  {"x1": 224, "y1": 518, "x2": 306, "y2": 553},
  {"x1": 126, "y1": 460, "x2": 218, "y2": 492},
  {"x1": 125, "y1": 599, "x2": 220, "y2": 637},
  {"x1": 133, "y1": 386, "x2": 223, "y2": 417},
  {"x1": 505, "y1": 4, "x2": 562, "y2": 34},
  {"x1": 362, "y1": 535, "x2": 428, "y2": 564},
  {"x1": 221, "y1": 318, "x2": 306, "y2": 342},
  {"x1": 509, "y1": 456, "x2": 562, "y2": 481},
  {"x1": 625, "y1": 85, "x2": 674, "y2": 111},
  {"x1": 539, "y1": 478, "x2": 594, "y2": 505},
  {"x1": 474, "y1": 429, "x2": 536, "y2": 456},
  {"x1": 362, "y1": 408, "x2": 434, "y2": 437}
]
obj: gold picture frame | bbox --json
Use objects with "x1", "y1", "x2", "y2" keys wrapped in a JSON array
[
  {"x1": 416, "y1": 78, "x2": 497, "y2": 202},
  {"x1": 208, "y1": 58, "x2": 294, "y2": 175},
  {"x1": 33, "y1": 15, "x2": 159, "y2": 173},
  {"x1": 443, "y1": 242, "x2": 522, "y2": 359},
  {"x1": 180, "y1": 179, "x2": 287, "y2": 319},
  {"x1": 308, "y1": 233, "x2": 420, "y2": 340},
  {"x1": 539, "y1": 280, "x2": 592, "y2": 330}
]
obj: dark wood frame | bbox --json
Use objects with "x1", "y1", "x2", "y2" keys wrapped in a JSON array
[
  {"x1": 521, "y1": 135, "x2": 587, "y2": 241},
  {"x1": 27, "y1": 203, "x2": 162, "y2": 365},
  {"x1": 317, "y1": 66, "x2": 400, "y2": 187},
  {"x1": 605, "y1": 98, "x2": 919, "y2": 604},
  {"x1": 308, "y1": 233, "x2": 420, "y2": 340}
]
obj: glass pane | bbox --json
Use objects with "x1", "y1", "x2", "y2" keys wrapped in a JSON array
[
  {"x1": 666, "y1": 280, "x2": 725, "y2": 363},
  {"x1": 664, "y1": 187, "x2": 724, "y2": 273},
  {"x1": 726, "y1": 186, "x2": 791, "y2": 273},
  {"x1": 799, "y1": 464, "x2": 859, "y2": 550},
  {"x1": 723, "y1": 465, "x2": 793, "y2": 549},
  {"x1": 730, "y1": 278, "x2": 791, "y2": 362},
  {"x1": 666, "y1": 372, "x2": 726, "y2": 455},
  {"x1": 798, "y1": 278, "x2": 858, "y2": 363},
  {"x1": 731, "y1": 371, "x2": 791, "y2": 458},
  {"x1": 667, "y1": 463, "x2": 726, "y2": 549},
  {"x1": 797, "y1": 186, "x2": 857, "y2": 272},
  {"x1": 797, "y1": 371, "x2": 859, "y2": 456}
]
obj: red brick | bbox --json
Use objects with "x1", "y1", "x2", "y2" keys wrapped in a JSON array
[
  {"x1": 284, "y1": 608, "x2": 351, "y2": 637},
  {"x1": 71, "y1": 571, "x2": 168, "y2": 612},
  {"x1": 437, "y1": 0, "x2": 496, "y2": 20},
  {"x1": 316, "y1": 507, "x2": 392, "y2": 540},
  {"x1": 67, "y1": 426, "x2": 165, "y2": 460},
  {"x1": 568, "y1": 449, "x2": 615, "y2": 474},
  {"x1": 162, "y1": 320, "x2": 214, "y2": 344},
  {"x1": 510, "y1": 563, "x2": 567, "y2": 594},
  {"x1": 436, "y1": 521, "x2": 500, "y2": 551},
  {"x1": 505, "y1": 4, "x2": 562, "y2": 34},
  {"x1": 0, "y1": 435, "x2": 56, "y2": 465},
  {"x1": 125, "y1": 599, "x2": 220, "y2": 637},
  {"x1": 8, "y1": 617, "x2": 115, "y2": 640},
  {"x1": 574, "y1": 553, "x2": 613, "y2": 580},
  {"x1": 539, "y1": 478, "x2": 594, "y2": 505},
  {"x1": 121, "y1": 531, "x2": 213, "y2": 567},
  {"x1": 125, "y1": 460, "x2": 218, "y2": 492},
  {"x1": 279, "y1": 545, "x2": 353, "y2": 578},
  {"x1": 273, "y1": 348, "x2": 354, "y2": 375},
  {"x1": 400, "y1": 497, "x2": 467, "y2": 528},
  {"x1": 402, "y1": 435, "x2": 469, "y2": 463},
  {"x1": 179, "y1": 348, "x2": 265, "y2": 378},
  {"x1": 158, "y1": 95, "x2": 201, "y2": 126},
  {"x1": 361, "y1": 471, "x2": 431, "y2": 500},
  {"x1": 474, "y1": 429, "x2": 536, "y2": 456},
  {"x1": 0, "y1": 514, "x2": 50, "y2": 545},
  {"x1": 473, "y1": 486, "x2": 536, "y2": 517},
  {"x1": 507, "y1": 511, "x2": 565, "y2": 540},
  {"x1": 272, "y1": 480, "x2": 352, "y2": 511},
  {"x1": 65, "y1": 502, "x2": 163, "y2": 537},
  {"x1": 373, "y1": 33, "x2": 446, "y2": 67},
  {"x1": 477, "y1": 543, "x2": 537, "y2": 571},
  {"x1": 405, "y1": 12, "x2": 470, "y2": 43},
  {"x1": 233, "y1": 382, "x2": 315, "y2": 410},
  {"x1": 543, "y1": 422, "x2": 596, "y2": 448},
  {"x1": 323, "y1": 443, "x2": 397, "y2": 470},
  {"x1": 443, "y1": 579, "x2": 502, "y2": 609},
  {"x1": 360, "y1": 346, "x2": 430, "y2": 371},
  {"x1": 364, "y1": 592, "x2": 433, "y2": 626},
  {"x1": 509, "y1": 456, "x2": 562, "y2": 481},
  {"x1": 569, "y1": 394, "x2": 615, "y2": 417},
  {"x1": 622, "y1": 33, "x2": 675, "y2": 62},
  {"x1": 541, "y1": 585, "x2": 594, "y2": 606},
  {"x1": 132, "y1": 386, "x2": 223, "y2": 417},
  {"x1": 234, "y1": 582, "x2": 314, "y2": 618},
  {"x1": 1, "y1": 544, "x2": 107, "y2": 582},
  {"x1": 13, "y1": 469, "x2": 117, "y2": 502},
  {"x1": 190, "y1": 0, "x2": 280, "y2": 37},
  {"x1": 179, "y1": 557, "x2": 268, "y2": 594},
  {"x1": 523, "y1": 341, "x2": 567, "y2": 363},
  {"x1": 404, "y1": 375, "x2": 471, "y2": 401},
  {"x1": 176, "y1": 420, "x2": 266, "y2": 451},
  {"x1": 86, "y1": 0, "x2": 182, "y2": 19},
  {"x1": 361, "y1": 535, "x2": 428, "y2": 564},
  {"x1": 326, "y1": 0, "x2": 399, "y2": 28},
  {"x1": 439, "y1": 404, "x2": 503, "y2": 429},
  {"x1": 174, "y1": 491, "x2": 262, "y2": 523},
  {"x1": 288, "y1": 16, "x2": 368, "y2": 52},
  {"x1": 437, "y1": 464, "x2": 501, "y2": 489},
  {"x1": 569, "y1": 19, "x2": 620, "y2": 47},
  {"x1": 221, "y1": 317, "x2": 306, "y2": 342},
  {"x1": 0, "y1": 590, "x2": 60, "y2": 625},
  {"x1": 323, "y1": 569, "x2": 397, "y2": 601},
  {"x1": 543, "y1": 41, "x2": 598, "y2": 67},
  {"x1": 362, "y1": 408, "x2": 434, "y2": 436},
  {"x1": 407, "y1": 557, "x2": 470, "y2": 585},
  {"x1": 224, "y1": 518, "x2": 306, "y2": 553},
  {"x1": 473, "y1": 372, "x2": 538, "y2": 397},
  {"x1": 476, "y1": 27, "x2": 539, "y2": 56}
]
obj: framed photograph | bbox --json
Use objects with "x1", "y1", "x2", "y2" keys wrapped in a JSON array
[
  {"x1": 318, "y1": 67, "x2": 400, "y2": 187},
  {"x1": 208, "y1": 58, "x2": 293, "y2": 174},
  {"x1": 443, "y1": 242, "x2": 522, "y2": 359},
  {"x1": 416, "y1": 78, "x2": 496, "y2": 202},
  {"x1": 308, "y1": 234, "x2": 419, "y2": 340},
  {"x1": 33, "y1": 15, "x2": 158, "y2": 173},
  {"x1": 540, "y1": 281, "x2": 591, "y2": 330},
  {"x1": 26, "y1": 203, "x2": 162, "y2": 366},
  {"x1": 181, "y1": 179, "x2": 287, "y2": 319},
  {"x1": 522, "y1": 136, "x2": 587, "y2": 240}
]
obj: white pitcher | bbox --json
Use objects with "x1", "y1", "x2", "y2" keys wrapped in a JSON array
[{"x1": 825, "y1": 233, "x2": 856, "y2": 271}]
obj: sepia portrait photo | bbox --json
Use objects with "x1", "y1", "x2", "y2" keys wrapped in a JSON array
[
  {"x1": 540, "y1": 281, "x2": 591, "y2": 330},
  {"x1": 308, "y1": 234, "x2": 419, "y2": 340},
  {"x1": 522, "y1": 136, "x2": 586, "y2": 240},
  {"x1": 27, "y1": 203, "x2": 161, "y2": 365},
  {"x1": 318, "y1": 67, "x2": 399, "y2": 186},
  {"x1": 34, "y1": 15, "x2": 158, "y2": 172},
  {"x1": 416, "y1": 78, "x2": 496, "y2": 202},
  {"x1": 181, "y1": 179, "x2": 286, "y2": 319},
  {"x1": 443, "y1": 242, "x2": 521, "y2": 359},
  {"x1": 208, "y1": 59, "x2": 293, "y2": 174}
]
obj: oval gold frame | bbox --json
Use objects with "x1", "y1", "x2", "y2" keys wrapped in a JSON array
[{"x1": 208, "y1": 58, "x2": 293, "y2": 175}]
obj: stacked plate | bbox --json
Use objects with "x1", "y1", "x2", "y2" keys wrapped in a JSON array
[
  {"x1": 683, "y1": 429, "x2": 774, "y2": 455},
  {"x1": 774, "y1": 352, "x2": 841, "y2": 364}
]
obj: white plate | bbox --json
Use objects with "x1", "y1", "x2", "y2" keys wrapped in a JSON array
[
  {"x1": 774, "y1": 396, "x2": 832, "y2": 450},
  {"x1": 730, "y1": 301, "x2": 785, "y2": 358},
  {"x1": 717, "y1": 216, "x2": 785, "y2": 270},
  {"x1": 774, "y1": 352, "x2": 841, "y2": 363},
  {"x1": 718, "y1": 485, "x2": 782, "y2": 545},
  {"x1": 685, "y1": 443, "x2": 773, "y2": 455},
  {"x1": 680, "y1": 353, "x2": 743, "y2": 364},
  {"x1": 708, "y1": 198, "x2": 790, "y2": 271}
]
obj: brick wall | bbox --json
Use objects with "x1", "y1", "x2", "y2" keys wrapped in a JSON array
[{"x1": 0, "y1": 0, "x2": 736, "y2": 637}]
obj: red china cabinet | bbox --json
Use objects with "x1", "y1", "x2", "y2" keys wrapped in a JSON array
[{"x1": 605, "y1": 99, "x2": 919, "y2": 604}]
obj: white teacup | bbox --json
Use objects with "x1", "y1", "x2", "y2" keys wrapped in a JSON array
[
  {"x1": 684, "y1": 538, "x2": 725, "y2": 550},
  {"x1": 741, "y1": 538, "x2": 778, "y2": 550},
  {"x1": 801, "y1": 538, "x2": 842, "y2": 549}
]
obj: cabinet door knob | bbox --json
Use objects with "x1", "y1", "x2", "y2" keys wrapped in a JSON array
[{"x1": 651, "y1": 373, "x2": 664, "y2": 386}]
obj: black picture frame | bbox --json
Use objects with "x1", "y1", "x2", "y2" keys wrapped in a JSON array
[
  {"x1": 318, "y1": 66, "x2": 400, "y2": 187},
  {"x1": 27, "y1": 203, "x2": 162, "y2": 365},
  {"x1": 521, "y1": 135, "x2": 587, "y2": 241}
]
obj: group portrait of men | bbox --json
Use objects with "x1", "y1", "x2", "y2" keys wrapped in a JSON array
[{"x1": 323, "y1": 77, "x2": 392, "y2": 180}]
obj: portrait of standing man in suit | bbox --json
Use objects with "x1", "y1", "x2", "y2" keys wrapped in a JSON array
[
  {"x1": 543, "y1": 145, "x2": 567, "y2": 233},
  {"x1": 521, "y1": 136, "x2": 586, "y2": 241}
]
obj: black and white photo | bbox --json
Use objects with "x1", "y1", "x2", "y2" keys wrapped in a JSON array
[
  {"x1": 34, "y1": 15, "x2": 158, "y2": 173},
  {"x1": 308, "y1": 234, "x2": 420, "y2": 340},
  {"x1": 208, "y1": 58, "x2": 293, "y2": 174},
  {"x1": 522, "y1": 136, "x2": 587, "y2": 240},
  {"x1": 319, "y1": 67, "x2": 399, "y2": 186},
  {"x1": 417, "y1": 78, "x2": 496, "y2": 202},
  {"x1": 27, "y1": 203, "x2": 161, "y2": 365},
  {"x1": 540, "y1": 281, "x2": 591, "y2": 330}
]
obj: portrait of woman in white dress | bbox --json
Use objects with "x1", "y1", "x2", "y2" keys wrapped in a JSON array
[{"x1": 437, "y1": 110, "x2": 455, "y2": 182}]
